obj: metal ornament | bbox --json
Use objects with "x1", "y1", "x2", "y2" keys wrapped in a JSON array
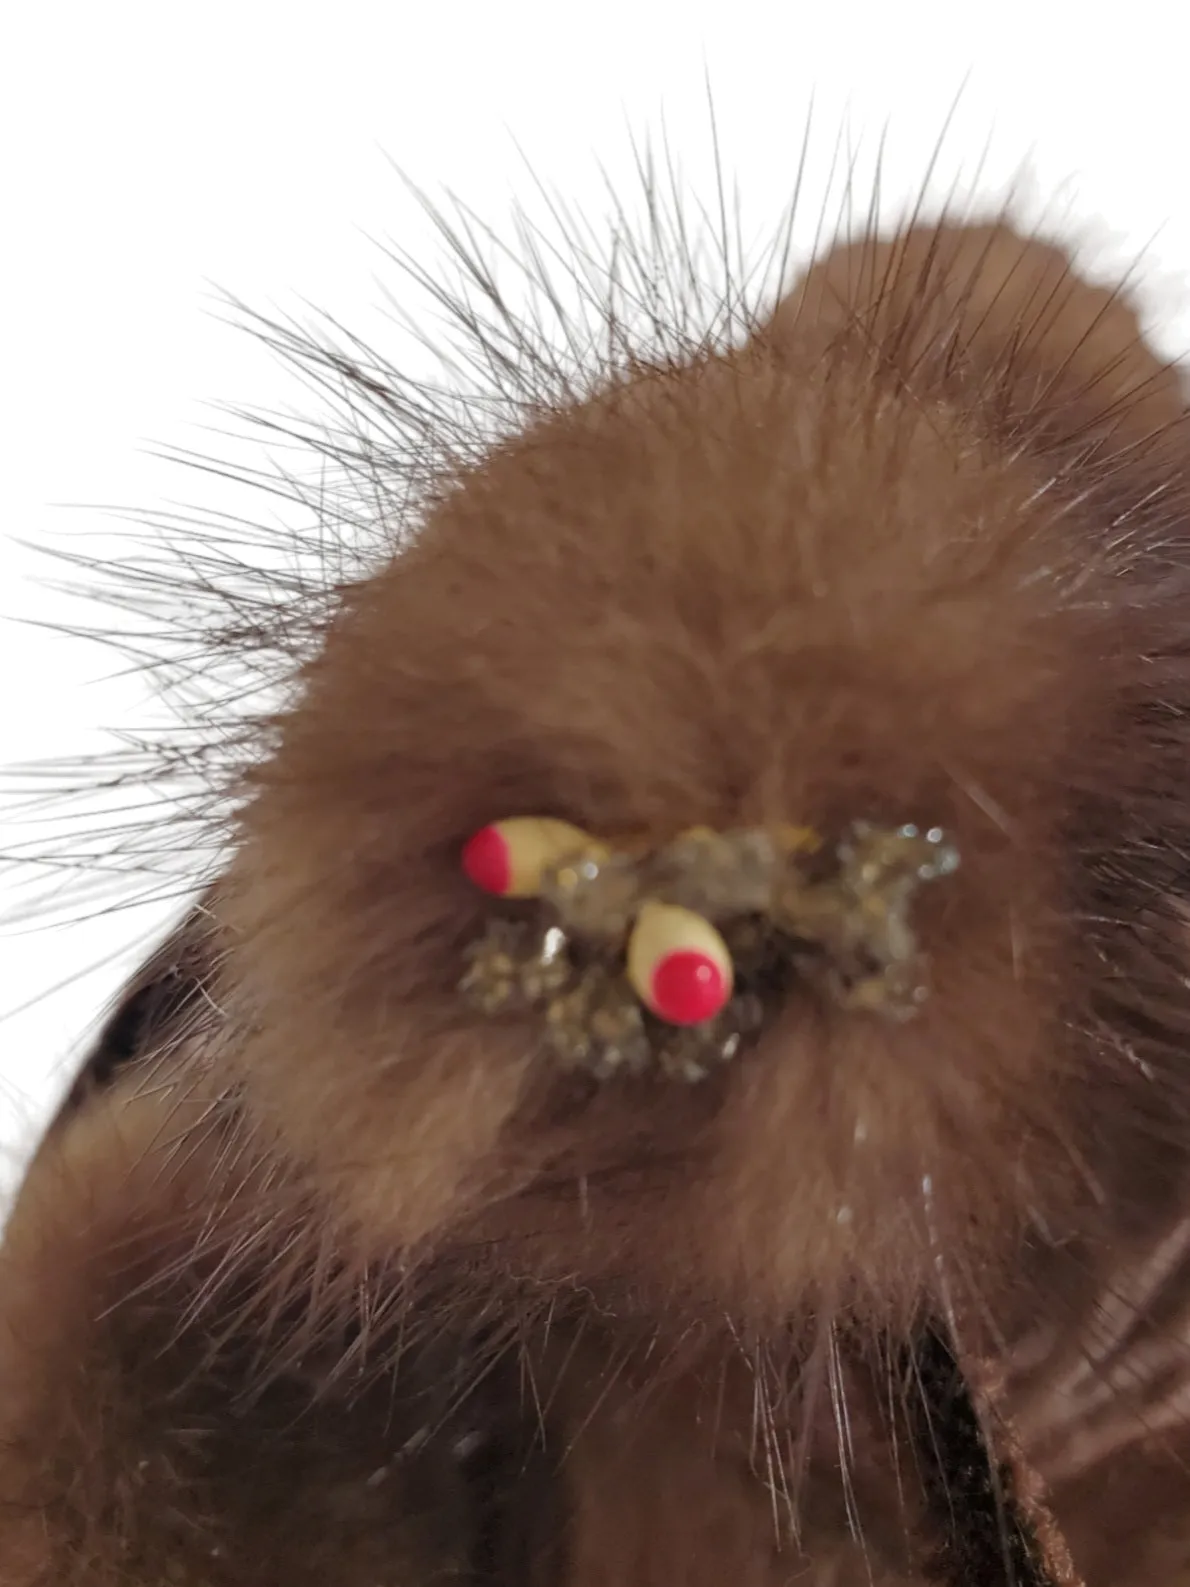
[{"x1": 460, "y1": 817, "x2": 959, "y2": 1082}]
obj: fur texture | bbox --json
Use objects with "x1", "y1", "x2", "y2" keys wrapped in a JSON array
[{"x1": 6, "y1": 176, "x2": 1190, "y2": 1583}]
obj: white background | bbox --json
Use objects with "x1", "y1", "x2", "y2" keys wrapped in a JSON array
[{"x1": 2, "y1": 1, "x2": 1188, "y2": 1192}]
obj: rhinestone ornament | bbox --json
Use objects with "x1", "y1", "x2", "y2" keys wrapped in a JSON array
[{"x1": 460, "y1": 817, "x2": 959, "y2": 1081}]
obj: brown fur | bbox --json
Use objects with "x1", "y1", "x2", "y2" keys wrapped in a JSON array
[{"x1": 6, "y1": 199, "x2": 1190, "y2": 1583}]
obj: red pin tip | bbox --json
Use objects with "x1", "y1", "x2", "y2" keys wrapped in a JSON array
[
  {"x1": 462, "y1": 825, "x2": 512, "y2": 895},
  {"x1": 650, "y1": 950, "x2": 730, "y2": 1026}
]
